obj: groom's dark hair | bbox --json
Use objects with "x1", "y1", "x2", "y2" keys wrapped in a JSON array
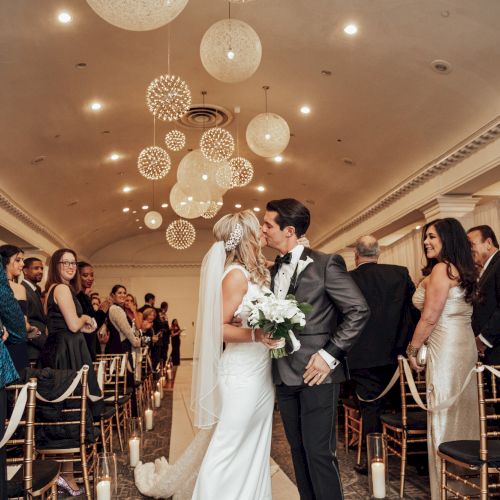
[{"x1": 266, "y1": 199, "x2": 310, "y2": 237}]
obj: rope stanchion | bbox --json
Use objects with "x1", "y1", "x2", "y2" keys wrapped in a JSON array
[
  {"x1": 36, "y1": 367, "x2": 84, "y2": 403},
  {"x1": 357, "y1": 367, "x2": 400, "y2": 402},
  {"x1": 0, "y1": 383, "x2": 29, "y2": 449}
]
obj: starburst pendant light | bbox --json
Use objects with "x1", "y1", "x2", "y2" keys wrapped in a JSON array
[
  {"x1": 229, "y1": 157, "x2": 253, "y2": 186},
  {"x1": 86, "y1": 0, "x2": 189, "y2": 31},
  {"x1": 166, "y1": 219, "x2": 196, "y2": 249},
  {"x1": 201, "y1": 200, "x2": 223, "y2": 219},
  {"x1": 200, "y1": 3, "x2": 261, "y2": 83},
  {"x1": 137, "y1": 146, "x2": 171, "y2": 180},
  {"x1": 164, "y1": 129, "x2": 186, "y2": 151},
  {"x1": 200, "y1": 127, "x2": 235, "y2": 162},
  {"x1": 215, "y1": 162, "x2": 234, "y2": 189},
  {"x1": 147, "y1": 75, "x2": 191, "y2": 122},
  {"x1": 144, "y1": 210, "x2": 163, "y2": 229},
  {"x1": 246, "y1": 86, "x2": 290, "y2": 158}
]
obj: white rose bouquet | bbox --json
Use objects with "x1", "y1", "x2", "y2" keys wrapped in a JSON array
[{"x1": 242, "y1": 292, "x2": 313, "y2": 359}]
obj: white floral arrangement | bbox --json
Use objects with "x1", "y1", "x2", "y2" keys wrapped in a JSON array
[{"x1": 242, "y1": 293, "x2": 312, "y2": 358}]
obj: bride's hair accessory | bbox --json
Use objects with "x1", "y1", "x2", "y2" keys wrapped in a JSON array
[{"x1": 224, "y1": 223, "x2": 243, "y2": 251}]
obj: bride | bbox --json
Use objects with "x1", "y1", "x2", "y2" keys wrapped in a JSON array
[{"x1": 135, "y1": 210, "x2": 280, "y2": 499}]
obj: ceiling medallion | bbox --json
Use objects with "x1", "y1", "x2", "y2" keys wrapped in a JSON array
[
  {"x1": 200, "y1": 128, "x2": 235, "y2": 162},
  {"x1": 166, "y1": 219, "x2": 196, "y2": 249},
  {"x1": 164, "y1": 129, "x2": 186, "y2": 151},
  {"x1": 146, "y1": 74, "x2": 192, "y2": 122},
  {"x1": 137, "y1": 146, "x2": 171, "y2": 180}
]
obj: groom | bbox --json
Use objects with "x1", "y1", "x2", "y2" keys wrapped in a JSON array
[{"x1": 262, "y1": 198, "x2": 370, "y2": 500}]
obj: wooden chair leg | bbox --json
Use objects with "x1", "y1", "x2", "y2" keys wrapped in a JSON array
[
  {"x1": 81, "y1": 445, "x2": 92, "y2": 500},
  {"x1": 480, "y1": 462, "x2": 488, "y2": 500},
  {"x1": 51, "y1": 481, "x2": 58, "y2": 499},
  {"x1": 100, "y1": 419, "x2": 107, "y2": 454},
  {"x1": 399, "y1": 433, "x2": 407, "y2": 498},
  {"x1": 115, "y1": 405, "x2": 124, "y2": 451},
  {"x1": 357, "y1": 416, "x2": 363, "y2": 465},
  {"x1": 440, "y1": 458, "x2": 447, "y2": 500},
  {"x1": 344, "y1": 410, "x2": 349, "y2": 454}
]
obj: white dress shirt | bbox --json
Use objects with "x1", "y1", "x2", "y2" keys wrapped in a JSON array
[
  {"x1": 22, "y1": 279, "x2": 37, "y2": 292},
  {"x1": 273, "y1": 244, "x2": 339, "y2": 370},
  {"x1": 477, "y1": 249, "x2": 499, "y2": 348}
]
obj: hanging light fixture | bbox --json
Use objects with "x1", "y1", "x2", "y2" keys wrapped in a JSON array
[
  {"x1": 166, "y1": 219, "x2": 196, "y2": 249},
  {"x1": 200, "y1": 3, "x2": 262, "y2": 83},
  {"x1": 201, "y1": 200, "x2": 223, "y2": 219},
  {"x1": 144, "y1": 211, "x2": 163, "y2": 229},
  {"x1": 246, "y1": 86, "x2": 290, "y2": 158},
  {"x1": 200, "y1": 127, "x2": 235, "y2": 162},
  {"x1": 164, "y1": 129, "x2": 186, "y2": 151},
  {"x1": 170, "y1": 182, "x2": 211, "y2": 219},
  {"x1": 86, "y1": 0, "x2": 189, "y2": 31},
  {"x1": 229, "y1": 157, "x2": 253, "y2": 186},
  {"x1": 137, "y1": 146, "x2": 171, "y2": 180},
  {"x1": 147, "y1": 75, "x2": 191, "y2": 122},
  {"x1": 215, "y1": 162, "x2": 234, "y2": 189}
]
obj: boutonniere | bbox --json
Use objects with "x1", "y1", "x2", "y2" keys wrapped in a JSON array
[{"x1": 296, "y1": 256, "x2": 314, "y2": 277}]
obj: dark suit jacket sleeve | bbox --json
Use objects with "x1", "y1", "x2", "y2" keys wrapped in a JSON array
[
  {"x1": 322, "y1": 254, "x2": 370, "y2": 360},
  {"x1": 480, "y1": 265, "x2": 500, "y2": 345}
]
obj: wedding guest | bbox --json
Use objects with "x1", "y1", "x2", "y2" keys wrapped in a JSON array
[
  {"x1": 142, "y1": 307, "x2": 161, "y2": 368},
  {"x1": 76, "y1": 262, "x2": 106, "y2": 360},
  {"x1": 91, "y1": 295, "x2": 101, "y2": 311},
  {"x1": 349, "y1": 235, "x2": 419, "y2": 474},
  {"x1": 139, "y1": 292, "x2": 156, "y2": 313},
  {"x1": 170, "y1": 318, "x2": 182, "y2": 366},
  {"x1": 40, "y1": 248, "x2": 100, "y2": 496},
  {"x1": 408, "y1": 218, "x2": 479, "y2": 499},
  {"x1": 467, "y1": 225, "x2": 500, "y2": 364},
  {"x1": 0, "y1": 247, "x2": 28, "y2": 371},
  {"x1": 157, "y1": 301, "x2": 171, "y2": 364},
  {"x1": 21, "y1": 257, "x2": 48, "y2": 364},
  {"x1": 124, "y1": 293, "x2": 143, "y2": 327}
]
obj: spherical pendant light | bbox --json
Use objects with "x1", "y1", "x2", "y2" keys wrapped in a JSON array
[
  {"x1": 144, "y1": 211, "x2": 163, "y2": 230},
  {"x1": 215, "y1": 162, "x2": 234, "y2": 189},
  {"x1": 170, "y1": 182, "x2": 211, "y2": 219},
  {"x1": 166, "y1": 219, "x2": 196, "y2": 249},
  {"x1": 229, "y1": 157, "x2": 253, "y2": 187},
  {"x1": 86, "y1": 0, "x2": 189, "y2": 31},
  {"x1": 246, "y1": 112, "x2": 290, "y2": 158},
  {"x1": 146, "y1": 74, "x2": 192, "y2": 122},
  {"x1": 200, "y1": 19, "x2": 262, "y2": 83},
  {"x1": 201, "y1": 200, "x2": 223, "y2": 219},
  {"x1": 137, "y1": 146, "x2": 171, "y2": 180},
  {"x1": 164, "y1": 130, "x2": 186, "y2": 151},
  {"x1": 200, "y1": 128, "x2": 235, "y2": 162}
]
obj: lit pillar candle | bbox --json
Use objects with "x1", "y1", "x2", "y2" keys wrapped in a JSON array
[
  {"x1": 371, "y1": 461, "x2": 386, "y2": 498},
  {"x1": 144, "y1": 408, "x2": 154, "y2": 430},
  {"x1": 129, "y1": 437, "x2": 141, "y2": 467},
  {"x1": 154, "y1": 390, "x2": 161, "y2": 408},
  {"x1": 96, "y1": 479, "x2": 111, "y2": 500},
  {"x1": 157, "y1": 381, "x2": 164, "y2": 400}
]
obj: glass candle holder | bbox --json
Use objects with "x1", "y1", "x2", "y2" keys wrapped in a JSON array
[
  {"x1": 154, "y1": 389, "x2": 161, "y2": 408},
  {"x1": 367, "y1": 433, "x2": 389, "y2": 499},
  {"x1": 144, "y1": 399, "x2": 154, "y2": 431},
  {"x1": 157, "y1": 380, "x2": 164, "y2": 400},
  {"x1": 128, "y1": 417, "x2": 143, "y2": 467},
  {"x1": 96, "y1": 452, "x2": 117, "y2": 499}
]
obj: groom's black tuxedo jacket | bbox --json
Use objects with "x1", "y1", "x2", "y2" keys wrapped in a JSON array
[
  {"x1": 472, "y1": 251, "x2": 500, "y2": 363},
  {"x1": 271, "y1": 248, "x2": 370, "y2": 385}
]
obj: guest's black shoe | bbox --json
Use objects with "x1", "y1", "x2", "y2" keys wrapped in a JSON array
[{"x1": 354, "y1": 463, "x2": 368, "y2": 476}]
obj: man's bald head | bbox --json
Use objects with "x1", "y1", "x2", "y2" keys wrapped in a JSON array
[{"x1": 354, "y1": 235, "x2": 380, "y2": 266}]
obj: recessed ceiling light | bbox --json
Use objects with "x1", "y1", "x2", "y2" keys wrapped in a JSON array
[
  {"x1": 344, "y1": 24, "x2": 358, "y2": 35},
  {"x1": 122, "y1": 207, "x2": 130, "y2": 213},
  {"x1": 132, "y1": 210, "x2": 137, "y2": 214},
  {"x1": 141, "y1": 205, "x2": 149, "y2": 210},
  {"x1": 58, "y1": 12, "x2": 72, "y2": 23},
  {"x1": 90, "y1": 102, "x2": 102, "y2": 111},
  {"x1": 217, "y1": 201, "x2": 223, "y2": 206},
  {"x1": 273, "y1": 155, "x2": 283, "y2": 163},
  {"x1": 300, "y1": 105, "x2": 311, "y2": 114},
  {"x1": 138, "y1": 226, "x2": 143, "y2": 229},
  {"x1": 257, "y1": 185, "x2": 265, "y2": 192},
  {"x1": 122, "y1": 186, "x2": 131, "y2": 193},
  {"x1": 235, "y1": 203, "x2": 242, "y2": 208},
  {"x1": 110, "y1": 153, "x2": 120, "y2": 161},
  {"x1": 415, "y1": 225, "x2": 421, "y2": 230},
  {"x1": 161, "y1": 203, "x2": 168, "y2": 208},
  {"x1": 253, "y1": 207, "x2": 261, "y2": 212}
]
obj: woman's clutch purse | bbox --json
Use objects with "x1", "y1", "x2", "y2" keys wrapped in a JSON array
[{"x1": 416, "y1": 343, "x2": 428, "y2": 367}]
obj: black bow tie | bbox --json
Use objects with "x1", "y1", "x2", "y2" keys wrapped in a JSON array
[{"x1": 275, "y1": 252, "x2": 292, "y2": 269}]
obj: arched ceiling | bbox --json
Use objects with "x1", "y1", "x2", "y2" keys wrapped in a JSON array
[{"x1": 1, "y1": 0, "x2": 500, "y2": 260}]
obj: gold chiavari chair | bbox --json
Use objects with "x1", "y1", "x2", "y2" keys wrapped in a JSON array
[
  {"x1": 342, "y1": 398, "x2": 363, "y2": 465},
  {"x1": 4, "y1": 378, "x2": 60, "y2": 499},
  {"x1": 438, "y1": 363, "x2": 500, "y2": 499},
  {"x1": 381, "y1": 356, "x2": 428, "y2": 498},
  {"x1": 92, "y1": 360, "x2": 114, "y2": 454},
  {"x1": 36, "y1": 366, "x2": 97, "y2": 500}
]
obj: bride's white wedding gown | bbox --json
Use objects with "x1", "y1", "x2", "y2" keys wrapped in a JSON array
[{"x1": 135, "y1": 264, "x2": 274, "y2": 500}]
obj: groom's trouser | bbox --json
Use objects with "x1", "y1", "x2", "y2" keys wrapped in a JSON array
[{"x1": 277, "y1": 383, "x2": 342, "y2": 500}]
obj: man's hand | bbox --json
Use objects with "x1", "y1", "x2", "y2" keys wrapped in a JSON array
[
  {"x1": 476, "y1": 336, "x2": 487, "y2": 357},
  {"x1": 303, "y1": 353, "x2": 330, "y2": 386}
]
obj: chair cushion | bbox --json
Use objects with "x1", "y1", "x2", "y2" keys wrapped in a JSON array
[
  {"x1": 7, "y1": 460, "x2": 60, "y2": 496},
  {"x1": 380, "y1": 411, "x2": 427, "y2": 431},
  {"x1": 98, "y1": 406, "x2": 115, "y2": 421},
  {"x1": 439, "y1": 440, "x2": 500, "y2": 467},
  {"x1": 342, "y1": 398, "x2": 359, "y2": 410},
  {"x1": 104, "y1": 394, "x2": 131, "y2": 406}
]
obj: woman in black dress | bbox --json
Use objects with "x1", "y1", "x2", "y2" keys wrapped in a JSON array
[
  {"x1": 170, "y1": 318, "x2": 182, "y2": 366},
  {"x1": 40, "y1": 248, "x2": 100, "y2": 495}
]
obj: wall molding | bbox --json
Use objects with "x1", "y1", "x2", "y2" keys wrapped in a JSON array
[
  {"x1": 315, "y1": 116, "x2": 500, "y2": 248},
  {"x1": 93, "y1": 262, "x2": 201, "y2": 269}
]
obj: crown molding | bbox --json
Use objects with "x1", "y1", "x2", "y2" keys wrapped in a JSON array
[
  {"x1": 92, "y1": 262, "x2": 201, "y2": 269},
  {"x1": 314, "y1": 116, "x2": 500, "y2": 248}
]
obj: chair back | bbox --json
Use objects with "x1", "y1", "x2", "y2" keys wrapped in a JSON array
[
  {"x1": 3, "y1": 378, "x2": 38, "y2": 495},
  {"x1": 397, "y1": 356, "x2": 427, "y2": 427}
]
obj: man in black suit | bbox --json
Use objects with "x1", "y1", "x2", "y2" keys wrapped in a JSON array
[
  {"x1": 21, "y1": 257, "x2": 47, "y2": 363},
  {"x1": 262, "y1": 199, "x2": 370, "y2": 500},
  {"x1": 348, "y1": 236, "x2": 419, "y2": 472},
  {"x1": 468, "y1": 225, "x2": 500, "y2": 364}
]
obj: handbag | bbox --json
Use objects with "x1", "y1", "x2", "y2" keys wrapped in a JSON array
[
  {"x1": 97, "y1": 321, "x2": 110, "y2": 345},
  {"x1": 416, "y1": 343, "x2": 428, "y2": 367}
]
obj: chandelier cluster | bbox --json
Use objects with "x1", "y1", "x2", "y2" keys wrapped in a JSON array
[{"x1": 166, "y1": 219, "x2": 196, "y2": 249}]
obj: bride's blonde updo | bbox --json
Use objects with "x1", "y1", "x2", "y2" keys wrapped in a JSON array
[{"x1": 213, "y1": 210, "x2": 270, "y2": 288}]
